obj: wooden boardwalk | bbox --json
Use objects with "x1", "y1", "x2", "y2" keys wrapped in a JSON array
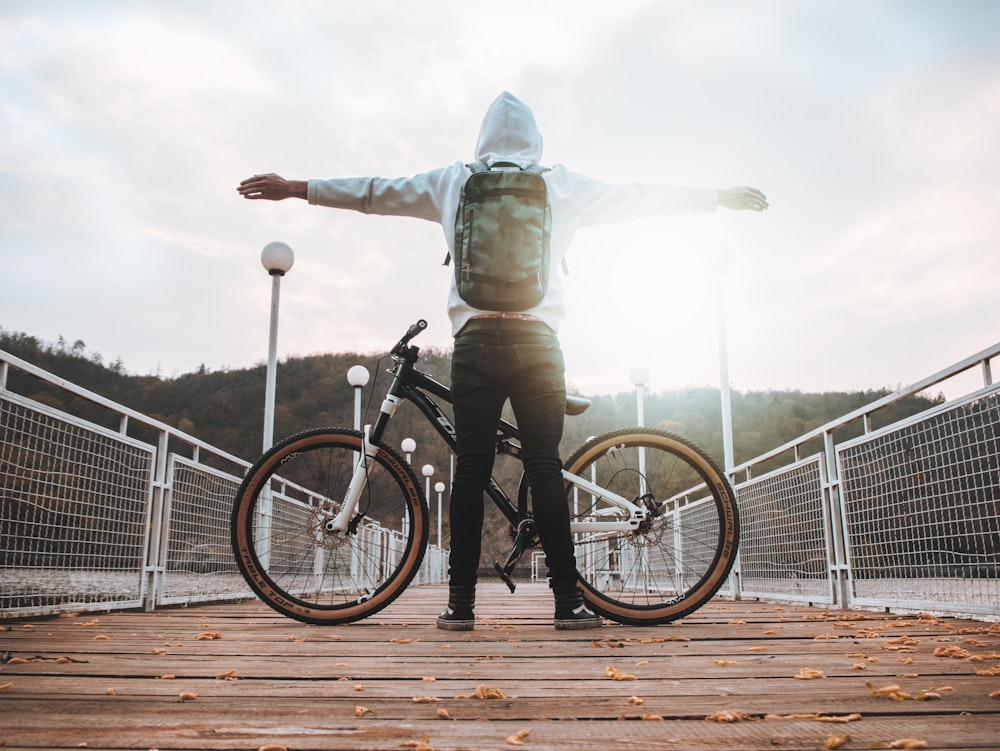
[{"x1": 2, "y1": 582, "x2": 999, "y2": 750}]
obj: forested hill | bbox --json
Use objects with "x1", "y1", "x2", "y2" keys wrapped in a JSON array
[{"x1": 0, "y1": 329, "x2": 943, "y2": 475}]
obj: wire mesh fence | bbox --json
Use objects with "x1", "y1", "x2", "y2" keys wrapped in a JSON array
[
  {"x1": 1, "y1": 395, "x2": 152, "y2": 612},
  {"x1": 2, "y1": 344, "x2": 998, "y2": 621},
  {"x1": 838, "y1": 387, "x2": 1000, "y2": 616},
  {"x1": 735, "y1": 454, "x2": 832, "y2": 604}
]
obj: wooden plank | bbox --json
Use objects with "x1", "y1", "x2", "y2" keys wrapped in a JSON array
[{"x1": 2, "y1": 582, "x2": 998, "y2": 750}]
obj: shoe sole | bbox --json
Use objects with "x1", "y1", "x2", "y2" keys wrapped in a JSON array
[
  {"x1": 554, "y1": 618, "x2": 603, "y2": 630},
  {"x1": 436, "y1": 619, "x2": 475, "y2": 631}
]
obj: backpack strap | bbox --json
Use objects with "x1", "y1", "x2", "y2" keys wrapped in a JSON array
[{"x1": 444, "y1": 162, "x2": 491, "y2": 265}]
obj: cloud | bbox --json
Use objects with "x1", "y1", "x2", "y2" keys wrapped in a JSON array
[{"x1": 1, "y1": 0, "x2": 998, "y2": 401}]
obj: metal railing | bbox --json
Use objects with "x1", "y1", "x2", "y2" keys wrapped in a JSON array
[
  {"x1": 0, "y1": 351, "x2": 447, "y2": 618},
  {"x1": 731, "y1": 343, "x2": 999, "y2": 620},
  {"x1": 2, "y1": 343, "x2": 997, "y2": 621}
]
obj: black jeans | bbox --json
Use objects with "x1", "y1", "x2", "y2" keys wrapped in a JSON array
[{"x1": 448, "y1": 319, "x2": 578, "y2": 590}]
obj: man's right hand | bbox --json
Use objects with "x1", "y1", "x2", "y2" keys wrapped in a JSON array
[{"x1": 237, "y1": 173, "x2": 307, "y2": 201}]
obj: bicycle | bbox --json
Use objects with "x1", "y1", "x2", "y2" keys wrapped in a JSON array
[{"x1": 231, "y1": 319, "x2": 739, "y2": 626}]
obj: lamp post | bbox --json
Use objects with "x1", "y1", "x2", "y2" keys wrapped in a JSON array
[
  {"x1": 346, "y1": 365, "x2": 370, "y2": 431},
  {"x1": 434, "y1": 481, "x2": 446, "y2": 547},
  {"x1": 422, "y1": 464, "x2": 435, "y2": 543},
  {"x1": 261, "y1": 241, "x2": 294, "y2": 451},
  {"x1": 628, "y1": 365, "x2": 649, "y2": 428},
  {"x1": 401, "y1": 438, "x2": 416, "y2": 464},
  {"x1": 710, "y1": 243, "x2": 735, "y2": 475},
  {"x1": 628, "y1": 365, "x2": 649, "y2": 496}
]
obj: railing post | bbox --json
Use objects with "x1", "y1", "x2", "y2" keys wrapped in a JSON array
[
  {"x1": 143, "y1": 429, "x2": 171, "y2": 611},
  {"x1": 822, "y1": 429, "x2": 850, "y2": 609}
]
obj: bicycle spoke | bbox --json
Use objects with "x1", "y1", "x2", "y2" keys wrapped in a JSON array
[
  {"x1": 559, "y1": 428, "x2": 739, "y2": 624},
  {"x1": 232, "y1": 429, "x2": 427, "y2": 625}
]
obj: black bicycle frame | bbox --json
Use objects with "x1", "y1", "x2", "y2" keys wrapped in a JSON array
[{"x1": 368, "y1": 348, "x2": 525, "y2": 529}]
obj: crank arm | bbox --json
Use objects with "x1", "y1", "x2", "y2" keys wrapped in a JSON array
[{"x1": 493, "y1": 518, "x2": 536, "y2": 594}]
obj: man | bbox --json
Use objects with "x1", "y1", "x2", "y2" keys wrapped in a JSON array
[{"x1": 238, "y1": 91, "x2": 767, "y2": 630}]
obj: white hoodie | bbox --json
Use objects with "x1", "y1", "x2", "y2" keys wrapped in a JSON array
[{"x1": 308, "y1": 91, "x2": 719, "y2": 336}]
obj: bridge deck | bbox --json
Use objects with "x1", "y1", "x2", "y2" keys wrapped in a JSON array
[{"x1": 1, "y1": 582, "x2": 998, "y2": 750}]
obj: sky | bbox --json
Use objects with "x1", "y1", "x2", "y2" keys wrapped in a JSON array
[{"x1": 2, "y1": 0, "x2": 998, "y2": 401}]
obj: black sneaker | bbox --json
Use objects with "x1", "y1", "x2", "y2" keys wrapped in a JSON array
[
  {"x1": 554, "y1": 601, "x2": 603, "y2": 630},
  {"x1": 436, "y1": 605, "x2": 475, "y2": 631}
]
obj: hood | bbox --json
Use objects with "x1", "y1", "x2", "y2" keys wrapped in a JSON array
[{"x1": 474, "y1": 91, "x2": 543, "y2": 167}]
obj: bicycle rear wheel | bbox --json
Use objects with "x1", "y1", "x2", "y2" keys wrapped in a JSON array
[
  {"x1": 231, "y1": 428, "x2": 428, "y2": 625},
  {"x1": 562, "y1": 428, "x2": 739, "y2": 625}
]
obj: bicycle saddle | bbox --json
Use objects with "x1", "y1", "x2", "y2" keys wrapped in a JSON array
[{"x1": 565, "y1": 395, "x2": 591, "y2": 416}]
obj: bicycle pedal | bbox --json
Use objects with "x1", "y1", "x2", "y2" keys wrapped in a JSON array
[{"x1": 493, "y1": 562, "x2": 516, "y2": 593}]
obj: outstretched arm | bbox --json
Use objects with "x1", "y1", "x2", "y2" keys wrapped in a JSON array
[
  {"x1": 237, "y1": 173, "x2": 308, "y2": 201},
  {"x1": 718, "y1": 186, "x2": 769, "y2": 212}
]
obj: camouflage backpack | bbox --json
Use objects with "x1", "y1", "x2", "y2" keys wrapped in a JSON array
[{"x1": 447, "y1": 161, "x2": 552, "y2": 312}]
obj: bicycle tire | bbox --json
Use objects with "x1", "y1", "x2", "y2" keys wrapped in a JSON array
[
  {"x1": 556, "y1": 428, "x2": 739, "y2": 625},
  {"x1": 231, "y1": 428, "x2": 428, "y2": 625}
]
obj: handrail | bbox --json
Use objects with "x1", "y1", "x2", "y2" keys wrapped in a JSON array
[{"x1": 731, "y1": 341, "x2": 999, "y2": 479}]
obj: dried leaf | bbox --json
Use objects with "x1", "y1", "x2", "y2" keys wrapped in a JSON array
[
  {"x1": 257, "y1": 745, "x2": 289, "y2": 751},
  {"x1": 105, "y1": 687, "x2": 117, "y2": 696},
  {"x1": 412, "y1": 696, "x2": 441, "y2": 703},
  {"x1": 455, "y1": 684, "x2": 507, "y2": 700},
  {"x1": 605, "y1": 665, "x2": 636, "y2": 681},
  {"x1": 505, "y1": 729, "x2": 532, "y2": 745},
  {"x1": 794, "y1": 667, "x2": 825, "y2": 680},
  {"x1": 641, "y1": 713, "x2": 664, "y2": 720},
  {"x1": 0, "y1": 681, "x2": 13, "y2": 692},
  {"x1": 766, "y1": 713, "x2": 820, "y2": 720},
  {"x1": 435, "y1": 707, "x2": 452, "y2": 719},
  {"x1": 626, "y1": 696, "x2": 645, "y2": 705},
  {"x1": 401, "y1": 735, "x2": 435, "y2": 751},
  {"x1": 93, "y1": 635, "x2": 110, "y2": 641},
  {"x1": 864, "y1": 681, "x2": 912, "y2": 701},
  {"x1": 715, "y1": 660, "x2": 740, "y2": 666},
  {"x1": 354, "y1": 705, "x2": 375, "y2": 717},
  {"x1": 824, "y1": 734, "x2": 850, "y2": 750},
  {"x1": 196, "y1": 631, "x2": 222, "y2": 641},
  {"x1": 706, "y1": 710, "x2": 748, "y2": 722},
  {"x1": 974, "y1": 664, "x2": 1000, "y2": 676},
  {"x1": 178, "y1": 691, "x2": 197, "y2": 701},
  {"x1": 215, "y1": 669, "x2": 239, "y2": 681},
  {"x1": 816, "y1": 713, "x2": 862, "y2": 723},
  {"x1": 888, "y1": 740, "x2": 928, "y2": 749}
]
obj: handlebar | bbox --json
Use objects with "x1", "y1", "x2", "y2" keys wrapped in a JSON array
[{"x1": 390, "y1": 319, "x2": 428, "y2": 358}]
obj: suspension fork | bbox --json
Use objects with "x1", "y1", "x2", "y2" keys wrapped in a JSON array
[{"x1": 326, "y1": 368, "x2": 408, "y2": 535}]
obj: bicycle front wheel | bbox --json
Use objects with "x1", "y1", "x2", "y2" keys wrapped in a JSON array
[
  {"x1": 563, "y1": 428, "x2": 739, "y2": 625},
  {"x1": 231, "y1": 428, "x2": 428, "y2": 625}
]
